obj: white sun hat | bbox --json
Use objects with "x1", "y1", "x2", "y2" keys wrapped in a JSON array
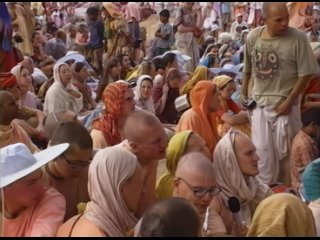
[{"x1": 0, "y1": 143, "x2": 69, "y2": 188}]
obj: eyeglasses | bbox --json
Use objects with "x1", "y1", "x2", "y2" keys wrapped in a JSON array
[
  {"x1": 177, "y1": 177, "x2": 221, "y2": 197},
  {"x1": 62, "y1": 154, "x2": 92, "y2": 168}
]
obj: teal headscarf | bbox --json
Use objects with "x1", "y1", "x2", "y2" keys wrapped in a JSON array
[{"x1": 301, "y1": 158, "x2": 320, "y2": 201}]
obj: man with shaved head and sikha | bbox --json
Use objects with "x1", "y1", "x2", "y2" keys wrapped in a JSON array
[
  {"x1": 120, "y1": 110, "x2": 168, "y2": 218},
  {"x1": 172, "y1": 152, "x2": 226, "y2": 236},
  {"x1": 241, "y1": 2, "x2": 319, "y2": 185}
]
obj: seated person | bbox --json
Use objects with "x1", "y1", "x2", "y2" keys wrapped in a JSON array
[
  {"x1": 210, "y1": 129, "x2": 273, "y2": 235},
  {"x1": 0, "y1": 91, "x2": 38, "y2": 152},
  {"x1": 0, "y1": 142, "x2": 69, "y2": 237},
  {"x1": 56, "y1": 146, "x2": 143, "y2": 237},
  {"x1": 247, "y1": 193, "x2": 316, "y2": 237}
]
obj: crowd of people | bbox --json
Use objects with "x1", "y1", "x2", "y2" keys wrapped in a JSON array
[{"x1": 1, "y1": 1, "x2": 320, "y2": 237}]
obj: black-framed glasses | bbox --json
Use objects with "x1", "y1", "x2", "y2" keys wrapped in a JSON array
[
  {"x1": 62, "y1": 154, "x2": 92, "y2": 168},
  {"x1": 177, "y1": 177, "x2": 221, "y2": 197}
]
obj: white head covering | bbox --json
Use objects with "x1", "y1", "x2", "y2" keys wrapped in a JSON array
[
  {"x1": 134, "y1": 75, "x2": 155, "y2": 114},
  {"x1": 213, "y1": 129, "x2": 272, "y2": 227},
  {"x1": 53, "y1": 62, "x2": 74, "y2": 90},
  {"x1": 84, "y1": 146, "x2": 140, "y2": 236}
]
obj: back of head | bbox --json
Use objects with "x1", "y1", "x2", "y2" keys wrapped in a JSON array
[
  {"x1": 247, "y1": 193, "x2": 316, "y2": 237},
  {"x1": 124, "y1": 110, "x2": 161, "y2": 143},
  {"x1": 140, "y1": 197, "x2": 201, "y2": 237},
  {"x1": 86, "y1": 6, "x2": 99, "y2": 16},
  {"x1": 49, "y1": 121, "x2": 93, "y2": 150},
  {"x1": 301, "y1": 107, "x2": 320, "y2": 126},
  {"x1": 162, "y1": 53, "x2": 176, "y2": 68}
]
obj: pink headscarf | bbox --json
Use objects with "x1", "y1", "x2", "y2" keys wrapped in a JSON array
[{"x1": 84, "y1": 145, "x2": 140, "y2": 236}]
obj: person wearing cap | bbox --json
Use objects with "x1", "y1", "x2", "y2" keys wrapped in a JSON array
[
  {"x1": 102, "y1": 2, "x2": 130, "y2": 59},
  {"x1": 0, "y1": 142, "x2": 69, "y2": 237},
  {"x1": 230, "y1": 13, "x2": 248, "y2": 35}
]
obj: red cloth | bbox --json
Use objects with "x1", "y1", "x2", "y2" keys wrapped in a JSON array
[
  {"x1": 0, "y1": 72, "x2": 18, "y2": 89},
  {"x1": 92, "y1": 82, "x2": 129, "y2": 146}
]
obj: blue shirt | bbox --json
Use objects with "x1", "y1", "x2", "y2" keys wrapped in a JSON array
[{"x1": 86, "y1": 19, "x2": 104, "y2": 49}]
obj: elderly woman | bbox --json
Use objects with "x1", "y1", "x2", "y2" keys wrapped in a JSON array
[
  {"x1": 90, "y1": 82, "x2": 135, "y2": 149},
  {"x1": 134, "y1": 75, "x2": 155, "y2": 114},
  {"x1": 11, "y1": 64, "x2": 42, "y2": 110},
  {"x1": 44, "y1": 62, "x2": 83, "y2": 114},
  {"x1": 210, "y1": 129, "x2": 273, "y2": 235},
  {"x1": 213, "y1": 75, "x2": 251, "y2": 137},
  {"x1": 176, "y1": 81, "x2": 220, "y2": 153},
  {"x1": 156, "y1": 130, "x2": 212, "y2": 200},
  {"x1": 56, "y1": 146, "x2": 143, "y2": 237}
]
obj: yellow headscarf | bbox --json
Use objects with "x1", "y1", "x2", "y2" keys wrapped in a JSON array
[
  {"x1": 156, "y1": 131, "x2": 193, "y2": 200},
  {"x1": 180, "y1": 66, "x2": 208, "y2": 95},
  {"x1": 213, "y1": 75, "x2": 233, "y2": 89},
  {"x1": 247, "y1": 193, "x2": 316, "y2": 237}
]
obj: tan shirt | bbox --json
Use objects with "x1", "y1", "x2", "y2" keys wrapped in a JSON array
[{"x1": 243, "y1": 26, "x2": 319, "y2": 107}]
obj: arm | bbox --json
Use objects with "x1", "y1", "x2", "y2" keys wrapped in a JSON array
[
  {"x1": 274, "y1": 75, "x2": 312, "y2": 116},
  {"x1": 221, "y1": 110, "x2": 249, "y2": 124}
]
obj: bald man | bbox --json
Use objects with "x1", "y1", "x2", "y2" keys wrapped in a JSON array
[
  {"x1": 0, "y1": 91, "x2": 38, "y2": 152},
  {"x1": 120, "y1": 110, "x2": 168, "y2": 218},
  {"x1": 172, "y1": 152, "x2": 226, "y2": 236},
  {"x1": 241, "y1": 2, "x2": 319, "y2": 185}
]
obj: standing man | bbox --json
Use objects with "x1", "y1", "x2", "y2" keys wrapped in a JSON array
[{"x1": 241, "y1": 2, "x2": 319, "y2": 185}]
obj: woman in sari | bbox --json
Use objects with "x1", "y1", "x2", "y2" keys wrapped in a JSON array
[
  {"x1": 156, "y1": 130, "x2": 212, "y2": 200},
  {"x1": 174, "y1": 2, "x2": 202, "y2": 72},
  {"x1": 134, "y1": 75, "x2": 155, "y2": 114},
  {"x1": 176, "y1": 81, "x2": 220, "y2": 153},
  {"x1": 10, "y1": 65, "x2": 42, "y2": 110},
  {"x1": 44, "y1": 62, "x2": 83, "y2": 114},
  {"x1": 90, "y1": 82, "x2": 135, "y2": 149},
  {"x1": 213, "y1": 75, "x2": 251, "y2": 137},
  {"x1": 102, "y1": 2, "x2": 130, "y2": 59}
]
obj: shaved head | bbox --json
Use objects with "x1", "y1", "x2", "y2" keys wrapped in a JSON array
[
  {"x1": 124, "y1": 110, "x2": 162, "y2": 143},
  {"x1": 175, "y1": 152, "x2": 214, "y2": 178},
  {"x1": 262, "y1": 2, "x2": 287, "y2": 18}
]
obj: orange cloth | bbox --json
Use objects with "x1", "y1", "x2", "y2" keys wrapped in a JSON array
[
  {"x1": 3, "y1": 188, "x2": 66, "y2": 237},
  {"x1": 176, "y1": 81, "x2": 219, "y2": 153},
  {"x1": 0, "y1": 121, "x2": 38, "y2": 153},
  {"x1": 92, "y1": 82, "x2": 129, "y2": 146},
  {"x1": 288, "y1": 2, "x2": 312, "y2": 30}
]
